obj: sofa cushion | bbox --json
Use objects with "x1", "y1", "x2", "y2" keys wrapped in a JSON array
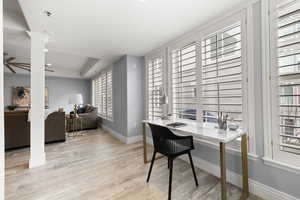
[
  {"x1": 77, "y1": 106, "x2": 86, "y2": 114},
  {"x1": 85, "y1": 104, "x2": 94, "y2": 113}
]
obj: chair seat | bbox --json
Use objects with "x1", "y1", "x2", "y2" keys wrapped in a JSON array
[{"x1": 157, "y1": 139, "x2": 193, "y2": 157}]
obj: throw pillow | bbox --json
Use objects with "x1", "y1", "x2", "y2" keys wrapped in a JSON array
[
  {"x1": 77, "y1": 106, "x2": 86, "y2": 114},
  {"x1": 85, "y1": 104, "x2": 94, "y2": 113}
]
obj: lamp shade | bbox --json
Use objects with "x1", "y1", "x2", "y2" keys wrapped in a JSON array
[{"x1": 69, "y1": 94, "x2": 83, "y2": 105}]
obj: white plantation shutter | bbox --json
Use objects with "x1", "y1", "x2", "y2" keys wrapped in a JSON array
[
  {"x1": 101, "y1": 73, "x2": 107, "y2": 116},
  {"x1": 201, "y1": 23, "x2": 243, "y2": 126},
  {"x1": 94, "y1": 77, "x2": 102, "y2": 113},
  {"x1": 147, "y1": 57, "x2": 163, "y2": 120},
  {"x1": 107, "y1": 70, "x2": 113, "y2": 120},
  {"x1": 274, "y1": 0, "x2": 300, "y2": 154},
  {"x1": 171, "y1": 43, "x2": 197, "y2": 120},
  {"x1": 93, "y1": 69, "x2": 113, "y2": 120}
]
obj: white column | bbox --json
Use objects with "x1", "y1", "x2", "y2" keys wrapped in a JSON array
[
  {"x1": 29, "y1": 32, "x2": 47, "y2": 168},
  {"x1": 0, "y1": 0, "x2": 4, "y2": 198}
]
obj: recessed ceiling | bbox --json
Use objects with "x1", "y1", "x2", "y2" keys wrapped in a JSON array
[
  {"x1": 7, "y1": 0, "x2": 249, "y2": 78},
  {"x1": 3, "y1": 43, "x2": 96, "y2": 78},
  {"x1": 3, "y1": 0, "x2": 101, "y2": 79}
]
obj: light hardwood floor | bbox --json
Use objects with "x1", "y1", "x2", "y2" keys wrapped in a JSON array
[{"x1": 5, "y1": 129, "x2": 263, "y2": 200}]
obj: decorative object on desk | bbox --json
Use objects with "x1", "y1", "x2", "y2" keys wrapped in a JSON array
[
  {"x1": 159, "y1": 88, "x2": 169, "y2": 120},
  {"x1": 12, "y1": 86, "x2": 49, "y2": 108},
  {"x1": 159, "y1": 88, "x2": 168, "y2": 106},
  {"x1": 58, "y1": 108, "x2": 64, "y2": 112},
  {"x1": 217, "y1": 112, "x2": 228, "y2": 130},
  {"x1": 6, "y1": 105, "x2": 17, "y2": 111},
  {"x1": 68, "y1": 94, "x2": 83, "y2": 118}
]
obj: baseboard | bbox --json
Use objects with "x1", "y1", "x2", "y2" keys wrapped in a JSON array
[
  {"x1": 126, "y1": 135, "x2": 142, "y2": 144},
  {"x1": 145, "y1": 136, "x2": 297, "y2": 200},
  {"x1": 101, "y1": 125, "x2": 142, "y2": 144},
  {"x1": 102, "y1": 125, "x2": 127, "y2": 143}
]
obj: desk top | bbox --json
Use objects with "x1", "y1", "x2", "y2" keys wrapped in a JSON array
[{"x1": 142, "y1": 119, "x2": 245, "y2": 143}]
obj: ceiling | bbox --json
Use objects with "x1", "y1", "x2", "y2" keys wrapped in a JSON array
[{"x1": 4, "y1": 0, "x2": 249, "y2": 79}]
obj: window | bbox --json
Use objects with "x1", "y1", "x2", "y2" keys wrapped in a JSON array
[
  {"x1": 268, "y1": 0, "x2": 300, "y2": 165},
  {"x1": 146, "y1": 57, "x2": 164, "y2": 120},
  {"x1": 171, "y1": 43, "x2": 197, "y2": 120},
  {"x1": 93, "y1": 69, "x2": 113, "y2": 120},
  {"x1": 201, "y1": 23, "x2": 243, "y2": 126}
]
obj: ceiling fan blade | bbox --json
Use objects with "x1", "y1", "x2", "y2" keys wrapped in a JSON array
[
  {"x1": 13, "y1": 63, "x2": 53, "y2": 72},
  {"x1": 11, "y1": 64, "x2": 31, "y2": 72},
  {"x1": 45, "y1": 69, "x2": 54, "y2": 72},
  {"x1": 5, "y1": 64, "x2": 16, "y2": 73},
  {"x1": 6, "y1": 57, "x2": 16, "y2": 63},
  {"x1": 14, "y1": 63, "x2": 31, "y2": 68},
  {"x1": 12, "y1": 62, "x2": 30, "y2": 66}
]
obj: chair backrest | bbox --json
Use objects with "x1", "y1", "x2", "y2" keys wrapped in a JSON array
[{"x1": 148, "y1": 123, "x2": 174, "y2": 150}]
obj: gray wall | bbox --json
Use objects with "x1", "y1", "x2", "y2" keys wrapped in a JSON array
[
  {"x1": 101, "y1": 55, "x2": 144, "y2": 139},
  {"x1": 4, "y1": 73, "x2": 91, "y2": 113},
  {"x1": 101, "y1": 56, "x2": 128, "y2": 137}
]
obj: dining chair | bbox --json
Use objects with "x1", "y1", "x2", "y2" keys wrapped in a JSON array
[{"x1": 146, "y1": 123, "x2": 199, "y2": 200}]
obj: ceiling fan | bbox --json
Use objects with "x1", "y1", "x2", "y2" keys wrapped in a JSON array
[{"x1": 3, "y1": 53, "x2": 54, "y2": 73}]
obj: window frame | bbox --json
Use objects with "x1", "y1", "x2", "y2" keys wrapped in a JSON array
[
  {"x1": 144, "y1": 7, "x2": 257, "y2": 155},
  {"x1": 145, "y1": 48, "x2": 167, "y2": 120},
  {"x1": 93, "y1": 67, "x2": 113, "y2": 121},
  {"x1": 166, "y1": 9, "x2": 256, "y2": 152},
  {"x1": 169, "y1": 42, "x2": 199, "y2": 120},
  {"x1": 200, "y1": 22, "x2": 244, "y2": 128},
  {"x1": 262, "y1": 0, "x2": 300, "y2": 167}
]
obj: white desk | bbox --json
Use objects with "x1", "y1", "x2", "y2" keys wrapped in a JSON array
[{"x1": 142, "y1": 119, "x2": 249, "y2": 200}]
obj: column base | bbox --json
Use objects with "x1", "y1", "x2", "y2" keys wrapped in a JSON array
[{"x1": 29, "y1": 153, "x2": 46, "y2": 168}]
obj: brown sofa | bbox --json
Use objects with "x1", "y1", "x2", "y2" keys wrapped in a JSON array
[{"x1": 5, "y1": 110, "x2": 66, "y2": 150}]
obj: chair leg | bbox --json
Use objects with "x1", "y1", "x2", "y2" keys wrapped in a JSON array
[
  {"x1": 168, "y1": 158, "x2": 170, "y2": 169},
  {"x1": 168, "y1": 158, "x2": 173, "y2": 200},
  {"x1": 146, "y1": 151, "x2": 157, "y2": 183},
  {"x1": 188, "y1": 152, "x2": 199, "y2": 187}
]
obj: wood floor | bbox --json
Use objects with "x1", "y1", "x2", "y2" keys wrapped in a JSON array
[{"x1": 5, "y1": 129, "x2": 263, "y2": 200}]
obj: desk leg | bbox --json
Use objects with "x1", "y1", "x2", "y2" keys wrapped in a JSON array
[
  {"x1": 240, "y1": 135, "x2": 249, "y2": 200},
  {"x1": 143, "y1": 123, "x2": 148, "y2": 164},
  {"x1": 220, "y1": 142, "x2": 227, "y2": 200}
]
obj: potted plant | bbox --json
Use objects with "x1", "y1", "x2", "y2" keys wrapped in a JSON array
[{"x1": 6, "y1": 105, "x2": 17, "y2": 111}]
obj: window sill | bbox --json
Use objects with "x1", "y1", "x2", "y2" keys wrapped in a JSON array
[{"x1": 262, "y1": 157, "x2": 300, "y2": 175}]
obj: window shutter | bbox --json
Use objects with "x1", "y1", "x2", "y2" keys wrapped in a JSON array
[
  {"x1": 201, "y1": 23, "x2": 243, "y2": 125},
  {"x1": 171, "y1": 43, "x2": 197, "y2": 120},
  {"x1": 107, "y1": 70, "x2": 113, "y2": 120},
  {"x1": 147, "y1": 58, "x2": 163, "y2": 120},
  {"x1": 101, "y1": 72, "x2": 107, "y2": 117},
  {"x1": 276, "y1": 0, "x2": 300, "y2": 153},
  {"x1": 93, "y1": 69, "x2": 113, "y2": 120},
  {"x1": 94, "y1": 76, "x2": 102, "y2": 114}
]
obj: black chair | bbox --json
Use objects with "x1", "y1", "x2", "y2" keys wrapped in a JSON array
[{"x1": 146, "y1": 123, "x2": 198, "y2": 200}]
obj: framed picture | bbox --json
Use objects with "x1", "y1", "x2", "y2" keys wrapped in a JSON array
[{"x1": 12, "y1": 86, "x2": 49, "y2": 108}]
